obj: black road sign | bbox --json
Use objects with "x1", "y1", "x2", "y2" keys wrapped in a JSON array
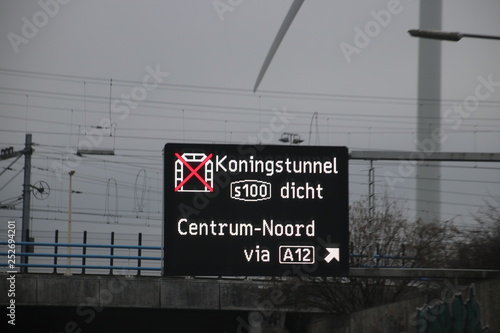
[{"x1": 163, "y1": 143, "x2": 349, "y2": 276}]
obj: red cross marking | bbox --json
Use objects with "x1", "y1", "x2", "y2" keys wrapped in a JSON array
[{"x1": 174, "y1": 153, "x2": 214, "y2": 192}]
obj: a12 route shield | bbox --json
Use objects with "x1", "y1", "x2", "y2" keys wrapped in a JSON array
[{"x1": 163, "y1": 143, "x2": 349, "y2": 276}]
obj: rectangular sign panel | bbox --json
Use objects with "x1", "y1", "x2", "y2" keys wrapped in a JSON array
[{"x1": 163, "y1": 143, "x2": 349, "y2": 276}]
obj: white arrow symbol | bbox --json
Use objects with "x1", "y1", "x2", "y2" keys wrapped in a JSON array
[{"x1": 324, "y1": 248, "x2": 340, "y2": 263}]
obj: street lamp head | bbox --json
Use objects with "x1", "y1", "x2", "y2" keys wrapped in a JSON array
[
  {"x1": 76, "y1": 148, "x2": 115, "y2": 156},
  {"x1": 408, "y1": 29, "x2": 463, "y2": 41},
  {"x1": 279, "y1": 132, "x2": 304, "y2": 145},
  {"x1": 69, "y1": 170, "x2": 75, "y2": 176},
  {"x1": 279, "y1": 133, "x2": 290, "y2": 143}
]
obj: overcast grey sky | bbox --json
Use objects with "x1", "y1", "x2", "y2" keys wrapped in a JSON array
[{"x1": 1, "y1": 1, "x2": 499, "y2": 240}]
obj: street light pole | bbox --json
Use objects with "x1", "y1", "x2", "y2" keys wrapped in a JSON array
[
  {"x1": 67, "y1": 170, "x2": 75, "y2": 275},
  {"x1": 409, "y1": 25, "x2": 500, "y2": 223}
]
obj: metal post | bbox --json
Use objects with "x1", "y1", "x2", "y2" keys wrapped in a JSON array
[
  {"x1": 66, "y1": 170, "x2": 75, "y2": 275},
  {"x1": 21, "y1": 133, "x2": 33, "y2": 273},
  {"x1": 138, "y1": 232, "x2": 142, "y2": 276},
  {"x1": 53, "y1": 229, "x2": 59, "y2": 274},
  {"x1": 25, "y1": 228, "x2": 34, "y2": 254},
  {"x1": 368, "y1": 160, "x2": 375, "y2": 222},
  {"x1": 82, "y1": 231, "x2": 87, "y2": 274},
  {"x1": 110, "y1": 232, "x2": 115, "y2": 275}
]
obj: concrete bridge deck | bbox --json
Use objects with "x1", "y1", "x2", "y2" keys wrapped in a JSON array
[
  {"x1": 4, "y1": 268, "x2": 499, "y2": 310},
  {"x1": 2, "y1": 271, "x2": 499, "y2": 332}
]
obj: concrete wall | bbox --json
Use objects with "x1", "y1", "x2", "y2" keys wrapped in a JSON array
[
  {"x1": 2, "y1": 273, "x2": 499, "y2": 332},
  {"x1": 307, "y1": 278, "x2": 500, "y2": 333},
  {"x1": 307, "y1": 296, "x2": 426, "y2": 333},
  {"x1": 0, "y1": 273, "x2": 309, "y2": 312}
]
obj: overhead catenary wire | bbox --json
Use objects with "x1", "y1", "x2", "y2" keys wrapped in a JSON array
[
  {"x1": 1, "y1": 100, "x2": 498, "y2": 147},
  {"x1": 0, "y1": 155, "x2": 22, "y2": 177},
  {"x1": 0, "y1": 71, "x2": 498, "y2": 127},
  {"x1": 2, "y1": 99, "x2": 499, "y2": 128},
  {"x1": 2, "y1": 126, "x2": 498, "y2": 147},
  {"x1": 2, "y1": 68, "x2": 500, "y2": 107},
  {"x1": 0, "y1": 168, "x2": 24, "y2": 193},
  {"x1": 2, "y1": 87, "x2": 500, "y2": 127}
]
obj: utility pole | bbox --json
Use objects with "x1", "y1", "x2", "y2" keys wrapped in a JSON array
[
  {"x1": 1, "y1": 134, "x2": 34, "y2": 272},
  {"x1": 21, "y1": 133, "x2": 33, "y2": 272}
]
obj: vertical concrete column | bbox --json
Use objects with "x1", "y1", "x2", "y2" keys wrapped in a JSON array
[{"x1": 416, "y1": 0, "x2": 442, "y2": 223}]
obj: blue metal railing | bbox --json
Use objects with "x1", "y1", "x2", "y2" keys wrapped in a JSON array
[{"x1": 0, "y1": 241, "x2": 162, "y2": 274}]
